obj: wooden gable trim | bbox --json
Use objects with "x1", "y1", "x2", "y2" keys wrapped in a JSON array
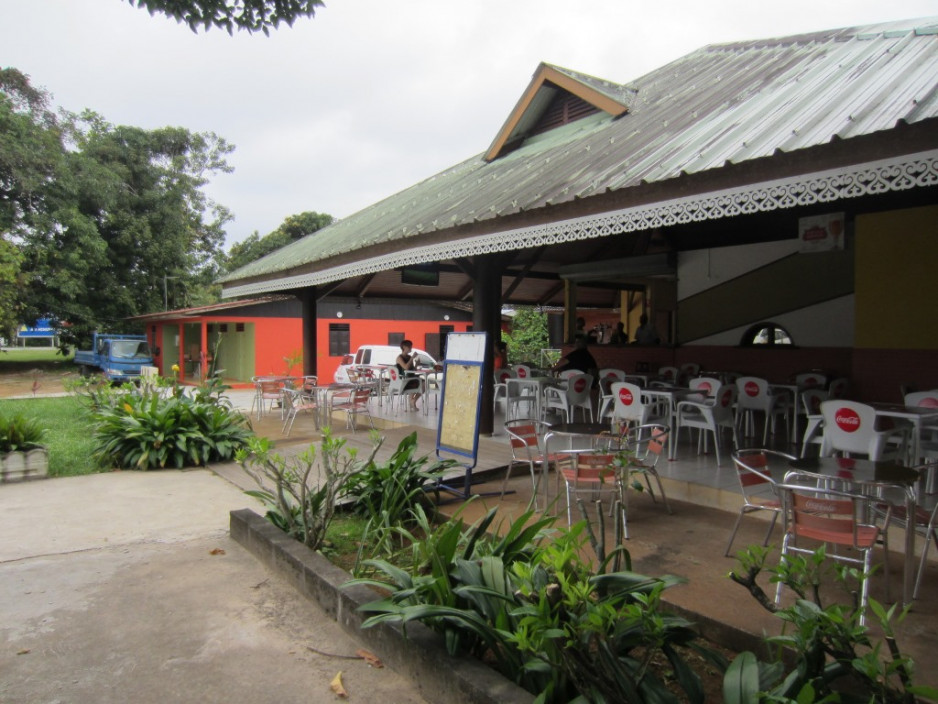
[{"x1": 484, "y1": 63, "x2": 630, "y2": 162}]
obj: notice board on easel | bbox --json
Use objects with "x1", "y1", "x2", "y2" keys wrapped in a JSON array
[{"x1": 436, "y1": 332, "x2": 487, "y2": 462}]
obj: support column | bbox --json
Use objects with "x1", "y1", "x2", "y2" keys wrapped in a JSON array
[
  {"x1": 564, "y1": 280, "x2": 578, "y2": 343},
  {"x1": 296, "y1": 287, "x2": 318, "y2": 378},
  {"x1": 472, "y1": 254, "x2": 505, "y2": 435}
]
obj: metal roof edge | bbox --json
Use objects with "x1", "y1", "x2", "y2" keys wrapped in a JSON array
[{"x1": 221, "y1": 149, "x2": 938, "y2": 300}]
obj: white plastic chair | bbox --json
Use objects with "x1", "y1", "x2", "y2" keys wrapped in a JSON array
[
  {"x1": 800, "y1": 388, "x2": 829, "y2": 457},
  {"x1": 597, "y1": 369, "x2": 626, "y2": 419},
  {"x1": 795, "y1": 372, "x2": 827, "y2": 390},
  {"x1": 543, "y1": 373, "x2": 594, "y2": 423},
  {"x1": 819, "y1": 400, "x2": 907, "y2": 461},
  {"x1": 657, "y1": 366, "x2": 680, "y2": 384},
  {"x1": 676, "y1": 384, "x2": 738, "y2": 466},
  {"x1": 735, "y1": 376, "x2": 790, "y2": 444},
  {"x1": 610, "y1": 381, "x2": 660, "y2": 431}
]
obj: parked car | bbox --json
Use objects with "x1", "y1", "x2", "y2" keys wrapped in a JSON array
[{"x1": 333, "y1": 344, "x2": 438, "y2": 383}]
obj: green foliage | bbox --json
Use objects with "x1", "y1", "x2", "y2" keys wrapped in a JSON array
[
  {"x1": 238, "y1": 429, "x2": 381, "y2": 550},
  {"x1": 0, "y1": 411, "x2": 46, "y2": 452},
  {"x1": 503, "y1": 308, "x2": 550, "y2": 365},
  {"x1": 127, "y1": 0, "x2": 324, "y2": 35},
  {"x1": 224, "y1": 210, "x2": 333, "y2": 272},
  {"x1": 350, "y1": 508, "x2": 717, "y2": 703},
  {"x1": 726, "y1": 545, "x2": 938, "y2": 703},
  {"x1": 342, "y1": 431, "x2": 454, "y2": 558},
  {"x1": 88, "y1": 377, "x2": 253, "y2": 470},
  {"x1": 0, "y1": 396, "x2": 101, "y2": 476}
]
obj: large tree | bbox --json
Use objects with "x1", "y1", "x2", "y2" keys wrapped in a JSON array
[
  {"x1": 225, "y1": 210, "x2": 332, "y2": 272},
  {"x1": 16, "y1": 106, "x2": 234, "y2": 345},
  {"x1": 127, "y1": 0, "x2": 324, "y2": 34}
]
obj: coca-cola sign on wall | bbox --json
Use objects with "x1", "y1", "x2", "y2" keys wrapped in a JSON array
[{"x1": 835, "y1": 407, "x2": 861, "y2": 432}]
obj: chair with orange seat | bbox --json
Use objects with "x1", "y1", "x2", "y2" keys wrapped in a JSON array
[{"x1": 725, "y1": 448, "x2": 794, "y2": 556}]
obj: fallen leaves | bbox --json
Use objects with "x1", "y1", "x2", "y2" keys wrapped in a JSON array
[
  {"x1": 209, "y1": 548, "x2": 226, "y2": 555},
  {"x1": 355, "y1": 649, "x2": 383, "y2": 668},
  {"x1": 330, "y1": 671, "x2": 348, "y2": 698}
]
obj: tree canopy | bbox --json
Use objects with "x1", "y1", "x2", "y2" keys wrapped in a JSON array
[
  {"x1": 225, "y1": 210, "x2": 333, "y2": 272},
  {"x1": 126, "y1": 0, "x2": 324, "y2": 34},
  {"x1": 1, "y1": 70, "x2": 234, "y2": 347}
]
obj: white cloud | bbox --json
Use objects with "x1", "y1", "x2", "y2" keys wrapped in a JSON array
[{"x1": 2, "y1": 0, "x2": 935, "y2": 245}]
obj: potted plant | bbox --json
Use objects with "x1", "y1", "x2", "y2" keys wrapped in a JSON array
[{"x1": 0, "y1": 412, "x2": 49, "y2": 482}]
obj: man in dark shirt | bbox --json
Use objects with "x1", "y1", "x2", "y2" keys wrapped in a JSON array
[{"x1": 552, "y1": 336, "x2": 597, "y2": 375}]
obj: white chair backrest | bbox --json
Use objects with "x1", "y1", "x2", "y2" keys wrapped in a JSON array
[
  {"x1": 906, "y1": 390, "x2": 938, "y2": 409},
  {"x1": 689, "y1": 377, "x2": 721, "y2": 401},
  {"x1": 828, "y1": 377, "x2": 850, "y2": 399},
  {"x1": 801, "y1": 388, "x2": 829, "y2": 415},
  {"x1": 795, "y1": 372, "x2": 827, "y2": 390},
  {"x1": 735, "y1": 376, "x2": 772, "y2": 411},
  {"x1": 680, "y1": 362, "x2": 701, "y2": 377},
  {"x1": 599, "y1": 368, "x2": 626, "y2": 383},
  {"x1": 611, "y1": 381, "x2": 648, "y2": 423},
  {"x1": 711, "y1": 384, "x2": 737, "y2": 423},
  {"x1": 558, "y1": 369, "x2": 580, "y2": 380},
  {"x1": 565, "y1": 373, "x2": 593, "y2": 405},
  {"x1": 495, "y1": 368, "x2": 514, "y2": 384},
  {"x1": 820, "y1": 400, "x2": 879, "y2": 456},
  {"x1": 657, "y1": 366, "x2": 679, "y2": 383},
  {"x1": 513, "y1": 364, "x2": 532, "y2": 379}
]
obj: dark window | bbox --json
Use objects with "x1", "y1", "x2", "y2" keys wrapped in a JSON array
[
  {"x1": 388, "y1": 332, "x2": 405, "y2": 346},
  {"x1": 741, "y1": 322, "x2": 794, "y2": 347},
  {"x1": 236, "y1": 323, "x2": 245, "y2": 333},
  {"x1": 219, "y1": 323, "x2": 228, "y2": 333},
  {"x1": 329, "y1": 323, "x2": 351, "y2": 356}
]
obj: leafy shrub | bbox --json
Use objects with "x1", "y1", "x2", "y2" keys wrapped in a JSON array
[
  {"x1": 351, "y1": 508, "x2": 721, "y2": 703},
  {"x1": 239, "y1": 429, "x2": 380, "y2": 550},
  {"x1": 0, "y1": 411, "x2": 46, "y2": 452},
  {"x1": 726, "y1": 545, "x2": 938, "y2": 703},
  {"x1": 88, "y1": 376, "x2": 253, "y2": 470},
  {"x1": 342, "y1": 431, "x2": 454, "y2": 557}
]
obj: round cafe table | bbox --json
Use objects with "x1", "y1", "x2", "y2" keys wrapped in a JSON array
[{"x1": 542, "y1": 421, "x2": 621, "y2": 506}]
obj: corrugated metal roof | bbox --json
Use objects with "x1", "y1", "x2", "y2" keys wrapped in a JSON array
[{"x1": 220, "y1": 16, "x2": 938, "y2": 287}]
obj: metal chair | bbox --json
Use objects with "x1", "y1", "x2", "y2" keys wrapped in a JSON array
[
  {"x1": 501, "y1": 419, "x2": 564, "y2": 510},
  {"x1": 280, "y1": 388, "x2": 318, "y2": 436},
  {"x1": 620, "y1": 423, "x2": 673, "y2": 538},
  {"x1": 330, "y1": 387, "x2": 375, "y2": 431},
  {"x1": 725, "y1": 448, "x2": 794, "y2": 556},
  {"x1": 559, "y1": 452, "x2": 623, "y2": 527},
  {"x1": 775, "y1": 472, "x2": 892, "y2": 624},
  {"x1": 251, "y1": 377, "x2": 284, "y2": 420}
]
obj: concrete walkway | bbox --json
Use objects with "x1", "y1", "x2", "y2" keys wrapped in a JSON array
[{"x1": 0, "y1": 471, "x2": 428, "y2": 704}]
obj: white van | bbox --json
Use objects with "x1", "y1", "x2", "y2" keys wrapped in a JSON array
[{"x1": 333, "y1": 344, "x2": 439, "y2": 383}]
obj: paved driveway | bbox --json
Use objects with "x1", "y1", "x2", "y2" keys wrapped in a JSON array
[{"x1": 0, "y1": 471, "x2": 427, "y2": 704}]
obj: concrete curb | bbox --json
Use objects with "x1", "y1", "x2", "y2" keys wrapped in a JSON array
[{"x1": 230, "y1": 508, "x2": 535, "y2": 704}]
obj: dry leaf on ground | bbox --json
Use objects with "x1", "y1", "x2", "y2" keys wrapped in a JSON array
[{"x1": 330, "y1": 671, "x2": 348, "y2": 698}]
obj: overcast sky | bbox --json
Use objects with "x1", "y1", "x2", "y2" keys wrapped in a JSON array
[{"x1": 2, "y1": 0, "x2": 936, "y2": 248}]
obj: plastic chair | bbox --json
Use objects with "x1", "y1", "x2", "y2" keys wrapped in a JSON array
[
  {"x1": 735, "y1": 376, "x2": 790, "y2": 444},
  {"x1": 795, "y1": 372, "x2": 827, "y2": 390},
  {"x1": 775, "y1": 472, "x2": 892, "y2": 624},
  {"x1": 620, "y1": 424, "x2": 673, "y2": 538},
  {"x1": 386, "y1": 367, "x2": 422, "y2": 412},
  {"x1": 657, "y1": 366, "x2": 680, "y2": 384},
  {"x1": 281, "y1": 388, "x2": 319, "y2": 436},
  {"x1": 610, "y1": 381, "x2": 661, "y2": 431},
  {"x1": 676, "y1": 384, "x2": 738, "y2": 466},
  {"x1": 687, "y1": 377, "x2": 722, "y2": 402},
  {"x1": 800, "y1": 388, "x2": 829, "y2": 457},
  {"x1": 544, "y1": 373, "x2": 594, "y2": 423},
  {"x1": 559, "y1": 452, "x2": 622, "y2": 527},
  {"x1": 506, "y1": 377, "x2": 538, "y2": 421},
  {"x1": 513, "y1": 364, "x2": 533, "y2": 379},
  {"x1": 828, "y1": 377, "x2": 850, "y2": 399},
  {"x1": 493, "y1": 369, "x2": 514, "y2": 413},
  {"x1": 597, "y1": 369, "x2": 626, "y2": 419},
  {"x1": 501, "y1": 419, "x2": 564, "y2": 510},
  {"x1": 725, "y1": 449, "x2": 794, "y2": 556},
  {"x1": 819, "y1": 400, "x2": 907, "y2": 461},
  {"x1": 423, "y1": 371, "x2": 442, "y2": 415},
  {"x1": 680, "y1": 363, "x2": 701, "y2": 383},
  {"x1": 330, "y1": 387, "x2": 375, "y2": 432}
]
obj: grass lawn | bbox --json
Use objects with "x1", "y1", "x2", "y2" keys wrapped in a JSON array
[
  {"x1": 0, "y1": 346, "x2": 75, "y2": 372},
  {"x1": 0, "y1": 396, "x2": 103, "y2": 477}
]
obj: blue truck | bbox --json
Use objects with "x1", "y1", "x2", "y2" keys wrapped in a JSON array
[{"x1": 73, "y1": 333, "x2": 155, "y2": 383}]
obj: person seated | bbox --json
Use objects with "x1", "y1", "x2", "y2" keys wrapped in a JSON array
[
  {"x1": 395, "y1": 339, "x2": 423, "y2": 411},
  {"x1": 551, "y1": 336, "x2": 597, "y2": 376}
]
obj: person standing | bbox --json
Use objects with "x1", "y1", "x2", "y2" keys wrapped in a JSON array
[
  {"x1": 634, "y1": 314, "x2": 661, "y2": 346},
  {"x1": 609, "y1": 322, "x2": 628, "y2": 345}
]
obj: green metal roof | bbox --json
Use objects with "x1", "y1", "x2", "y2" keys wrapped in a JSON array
[{"x1": 220, "y1": 16, "x2": 938, "y2": 292}]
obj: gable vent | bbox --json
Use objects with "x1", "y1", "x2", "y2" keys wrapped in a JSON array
[{"x1": 530, "y1": 88, "x2": 600, "y2": 136}]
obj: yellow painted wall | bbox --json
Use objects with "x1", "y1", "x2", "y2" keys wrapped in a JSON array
[{"x1": 855, "y1": 205, "x2": 938, "y2": 349}]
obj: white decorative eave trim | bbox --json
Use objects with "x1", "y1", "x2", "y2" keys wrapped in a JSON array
[{"x1": 222, "y1": 149, "x2": 938, "y2": 299}]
